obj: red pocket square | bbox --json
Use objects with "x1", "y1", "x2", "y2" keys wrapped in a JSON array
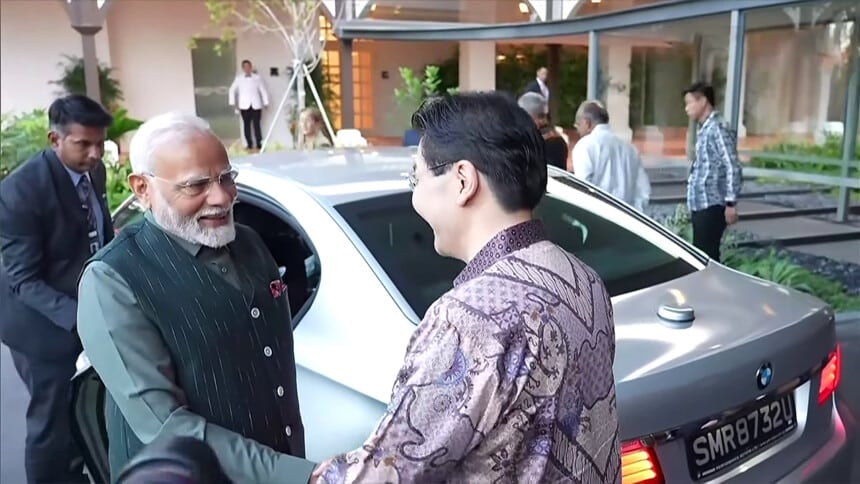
[{"x1": 270, "y1": 280, "x2": 287, "y2": 298}]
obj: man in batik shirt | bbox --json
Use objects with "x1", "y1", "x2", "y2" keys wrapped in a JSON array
[{"x1": 313, "y1": 92, "x2": 620, "y2": 483}]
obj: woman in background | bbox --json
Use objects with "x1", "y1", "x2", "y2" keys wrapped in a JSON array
[{"x1": 298, "y1": 107, "x2": 332, "y2": 150}]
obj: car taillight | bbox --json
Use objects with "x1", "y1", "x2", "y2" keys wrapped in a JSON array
[
  {"x1": 818, "y1": 344, "x2": 841, "y2": 405},
  {"x1": 621, "y1": 440, "x2": 664, "y2": 484}
]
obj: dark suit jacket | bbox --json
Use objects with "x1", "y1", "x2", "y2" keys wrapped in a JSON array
[
  {"x1": 0, "y1": 149, "x2": 114, "y2": 360},
  {"x1": 523, "y1": 79, "x2": 545, "y2": 97}
]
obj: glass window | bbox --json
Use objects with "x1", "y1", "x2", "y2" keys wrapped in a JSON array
[
  {"x1": 335, "y1": 186, "x2": 696, "y2": 317},
  {"x1": 595, "y1": 14, "x2": 731, "y2": 163},
  {"x1": 740, "y1": 1, "x2": 857, "y2": 175},
  {"x1": 112, "y1": 198, "x2": 145, "y2": 232}
]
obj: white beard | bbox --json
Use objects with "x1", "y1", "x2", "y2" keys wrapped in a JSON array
[{"x1": 151, "y1": 189, "x2": 236, "y2": 248}]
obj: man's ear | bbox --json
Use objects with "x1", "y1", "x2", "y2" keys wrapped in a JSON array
[
  {"x1": 47, "y1": 130, "x2": 60, "y2": 149},
  {"x1": 128, "y1": 174, "x2": 151, "y2": 209},
  {"x1": 454, "y1": 160, "x2": 479, "y2": 207}
]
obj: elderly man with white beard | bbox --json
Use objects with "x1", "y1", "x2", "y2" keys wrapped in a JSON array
[{"x1": 76, "y1": 113, "x2": 314, "y2": 483}]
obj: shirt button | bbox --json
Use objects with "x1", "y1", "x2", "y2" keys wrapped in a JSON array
[
  {"x1": 285, "y1": 425, "x2": 292, "y2": 437},
  {"x1": 250, "y1": 307, "x2": 261, "y2": 318},
  {"x1": 263, "y1": 346, "x2": 273, "y2": 357},
  {"x1": 276, "y1": 385, "x2": 284, "y2": 397},
  {"x1": 220, "y1": 266, "x2": 228, "y2": 273}
]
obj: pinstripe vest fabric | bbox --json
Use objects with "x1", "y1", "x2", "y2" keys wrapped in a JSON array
[{"x1": 94, "y1": 220, "x2": 304, "y2": 477}]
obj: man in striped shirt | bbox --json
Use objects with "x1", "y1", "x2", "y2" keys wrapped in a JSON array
[{"x1": 683, "y1": 82, "x2": 743, "y2": 262}]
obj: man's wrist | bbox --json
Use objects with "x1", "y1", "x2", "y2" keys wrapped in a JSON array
[{"x1": 725, "y1": 201, "x2": 736, "y2": 208}]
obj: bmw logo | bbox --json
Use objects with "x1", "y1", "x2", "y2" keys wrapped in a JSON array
[{"x1": 756, "y1": 362, "x2": 774, "y2": 390}]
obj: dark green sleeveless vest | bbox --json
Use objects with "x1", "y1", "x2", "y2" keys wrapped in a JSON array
[{"x1": 91, "y1": 220, "x2": 304, "y2": 478}]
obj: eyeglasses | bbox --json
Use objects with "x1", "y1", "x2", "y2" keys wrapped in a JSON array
[
  {"x1": 405, "y1": 161, "x2": 455, "y2": 191},
  {"x1": 144, "y1": 169, "x2": 239, "y2": 197}
]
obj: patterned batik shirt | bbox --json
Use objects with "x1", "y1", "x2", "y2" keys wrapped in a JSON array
[
  {"x1": 686, "y1": 111, "x2": 743, "y2": 212},
  {"x1": 320, "y1": 220, "x2": 620, "y2": 484}
]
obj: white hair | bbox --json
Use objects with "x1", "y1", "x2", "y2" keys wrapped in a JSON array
[{"x1": 128, "y1": 112, "x2": 213, "y2": 175}]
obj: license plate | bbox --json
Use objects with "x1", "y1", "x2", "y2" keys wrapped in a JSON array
[{"x1": 686, "y1": 392, "x2": 797, "y2": 480}]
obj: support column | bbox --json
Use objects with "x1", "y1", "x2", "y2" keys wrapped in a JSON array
[
  {"x1": 736, "y1": 41, "x2": 749, "y2": 138},
  {"x1": 340, "y1": 38, "x2": 355, "y2": 129},
  {"x1": 587, "y1": 31, "x2": 600, "y2": 100},
  {"x1": 547, "y1": 44, "x2": 561, "y2": 122},
  {"x1": 458, "y1": 0, "x2": 496, "y2": 92},
  {"x1": 724, "y1": 9, "x2": 746, "y2": 131},
  {"x1": 81, "y1": 32, "x2": 101, "y2": 101},
  {"x1": 836, "y1": 13, "x2": 859, "y2": 222},
  {"x1": 814, "y1": 57, "x2": 836, "y2": 144},
  {"x1": 66, "y1": 0, "x2": 111, "y2": 104},
  {"x1": 605, "y1": 42, "x2": 633, "y2": 142},
  {"x1": 458, "y1": 41, "x2": 496, "y2": 91},
  {"x1": 687, "y1": 34, "x2": 703, "y2": 161}
]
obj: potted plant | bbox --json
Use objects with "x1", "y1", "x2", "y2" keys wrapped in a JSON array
[
  {"x1": 393, "y1": 65, "x2": 458, "y2": 146},
  {"x1": 51, "y1": 57, "x2": 144, "y2": 155}
]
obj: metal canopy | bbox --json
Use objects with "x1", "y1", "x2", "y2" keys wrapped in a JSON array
[{"x1": 335, "y1": 0, "x2": 812, "y2": 41}]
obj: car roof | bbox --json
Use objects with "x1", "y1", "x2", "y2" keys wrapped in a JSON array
[
  {"x1": 230, "y1": 147, "x2": 421, "y2": 205},
  {"x1": 230, "y1": 146, "x2": 587, "y2": 206}
]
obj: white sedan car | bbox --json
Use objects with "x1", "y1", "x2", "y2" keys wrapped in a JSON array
[{"x1": 72, "y1": 147, "x2": 852, "y2": 483}]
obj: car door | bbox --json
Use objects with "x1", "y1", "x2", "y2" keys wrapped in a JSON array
[{"x1": 70, "y1": 197, "x2": 145, "y2": 484}]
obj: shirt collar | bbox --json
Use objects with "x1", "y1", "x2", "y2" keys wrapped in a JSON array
[
  {"x1": 63, "y1": 162, "x2": 90, "y2": 186},
  {"x1": 699, "y1": 110, "x2": 720, "y2": 129},
  {"x1": 144, "y1": 210, "x2": 203, "y2": 257},
  {"x1": 453, "y1": 219, "x2": 547, "y2": 287}
]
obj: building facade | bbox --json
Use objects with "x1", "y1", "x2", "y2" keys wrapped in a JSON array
[{"x1": 1, "y1": 0, "x2": 857, "y2": 160}]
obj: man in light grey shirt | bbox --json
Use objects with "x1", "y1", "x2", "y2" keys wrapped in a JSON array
[
  {"x1": 572, "y1": 101, "x2": 651, "y2": 212},
  {"x1": 77, "y1": 112, "x2": 312, "y2": 483}
]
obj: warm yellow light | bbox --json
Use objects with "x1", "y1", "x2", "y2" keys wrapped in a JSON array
[{"x1": 518, "y1": 1, "x2": 530, "y2": 14}]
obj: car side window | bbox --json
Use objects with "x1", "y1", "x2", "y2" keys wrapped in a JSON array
[
  {"x1": 336, "y1": 192, "x2": 697, "y2": 319},
  {"x1": 232, "y1": 200, "x2": 320, "y2": 325},
  {"x1": 534, "y1": 195, "x2": 696, "y2": 296},
  {"x1": 112, "y1": 198, "x2": 145, "y2": 233}
]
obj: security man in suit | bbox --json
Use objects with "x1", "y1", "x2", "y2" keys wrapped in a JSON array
[
  {"x1": 0, "y1": 94, "x2": 114, "y2": 483},
  {"x1": 523, "y1": 66, "x2": 550, "y2": 100}
]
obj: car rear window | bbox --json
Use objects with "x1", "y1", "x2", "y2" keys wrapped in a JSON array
[{"x1": 336, "y1": 191, "x2": 696, "y2": 318}]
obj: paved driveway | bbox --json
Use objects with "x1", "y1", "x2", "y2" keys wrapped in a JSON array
[{"x1": 0, "y1": 344, "x2": 26, "y2": 483}]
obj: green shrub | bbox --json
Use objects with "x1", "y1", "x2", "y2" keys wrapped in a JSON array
[
  {"x1": 659, "y1": 203, "x2": 859, "y2": 311},
  {"x1": 105, "y1": 161, "x2": 132, "y2": 212},
  {"x1": 107, "y1": 108, "x2": 144, "y2": 149},
  {"x1": 749, "y1": 134, "x2": 859, "y2": 177},
  {"x1": 393, "y1": 65, "x2": 457, "y2": 129},
  {"x1": 727, "y1": 250, "x2": 859, "y2": 312},
  {"x1": 0, "y1": 110, "x2": 50, "y2": 180},
  {"x1": 51, "y1": 55, "x2": 124, "y2": 110}
]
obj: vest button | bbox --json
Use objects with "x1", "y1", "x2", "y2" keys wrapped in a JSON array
[
  {"x1": 276, "y1": 385, "x2": 284, "y2": 397},
  {"x1": 263, "y1": 346, "x2": 273, "y2": 357},
  {"x1": 285, "y1": 425, "x2": 292, "y2": 437},
  {"x1": 251, "y1": 307, "x2": 261, "y2": 318}
]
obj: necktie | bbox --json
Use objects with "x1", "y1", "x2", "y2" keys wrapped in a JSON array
[{"x1": 76, "y1": 175, "x2": 100, "y2": 254}]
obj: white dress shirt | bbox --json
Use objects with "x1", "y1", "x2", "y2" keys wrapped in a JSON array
[
  {"x1": 537, "y1": 78, "x2": 549, "y2": 99},
  {"x1": 571, "y1": 124, "x2": 651, "y2": 212},
  {"x1": 228, "y1": 73, "x2": 269, "y2": 110}
]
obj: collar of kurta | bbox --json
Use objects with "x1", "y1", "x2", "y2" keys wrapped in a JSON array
[
  {"x1": 142, "y1": 210, "x2": 217, "y2": 257},
  {"x1": 454, "y1": 219, "x2": 547, "y2": 287}
]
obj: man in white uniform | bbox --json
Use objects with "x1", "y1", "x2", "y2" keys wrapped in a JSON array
[
  {"x1": 228, "y1": 59, "x2": 269, "y2": 151},
  {"x1": 571, "y1": 101, "x2": 651, "y2": 212}
]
